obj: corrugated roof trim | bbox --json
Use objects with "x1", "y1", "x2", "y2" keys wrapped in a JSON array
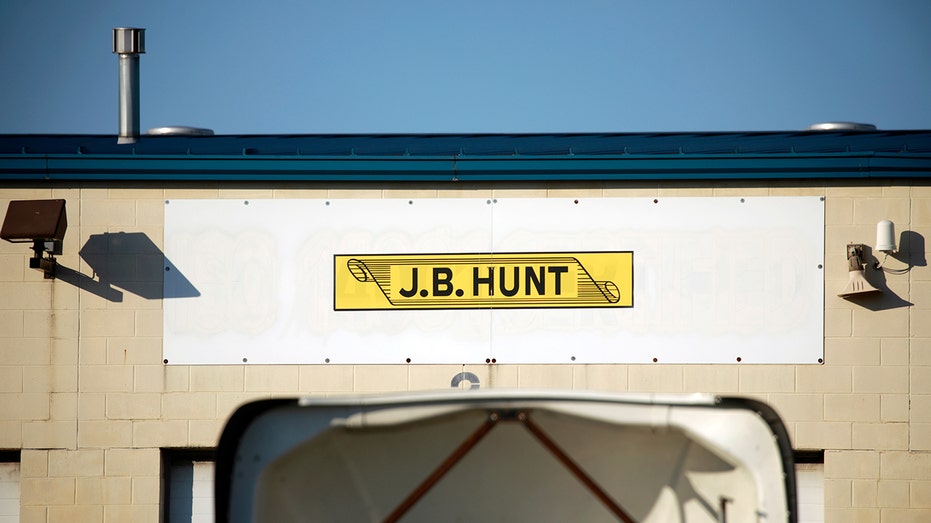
[{"x1": 1, "y1": 132, "x2": 929, "y2": 182}]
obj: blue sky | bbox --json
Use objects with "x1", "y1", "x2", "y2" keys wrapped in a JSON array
[{"x1": 1, "y1": 0, "x2": 929, "y2": 134}]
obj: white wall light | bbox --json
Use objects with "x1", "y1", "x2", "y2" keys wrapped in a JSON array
[{"x1": 876, "y1": 220, "x2": 896, "y2": 253}]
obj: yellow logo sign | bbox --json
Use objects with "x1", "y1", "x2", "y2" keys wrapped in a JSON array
[{"x1": 334, "y1": 252, "x2": 633, "y2": 310}]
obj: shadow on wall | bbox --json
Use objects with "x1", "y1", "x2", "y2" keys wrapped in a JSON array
[
  {"x1": 55, "y1": 232, "x2": 199, "y2": 302},
  {"x1": 844, "y1": 230, "x2": 925, "y2": 312}
]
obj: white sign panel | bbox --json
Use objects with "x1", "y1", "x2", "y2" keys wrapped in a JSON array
[{"x1": 163, "y1": 197, "x2": 824, "y2": 364}]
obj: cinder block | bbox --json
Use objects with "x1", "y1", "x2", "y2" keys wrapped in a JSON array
[
  {"x1": 824, "y1": 309, "x2": 853, "y2": 337},
  {"x1": 795, "y1": 421, "x2": 852, "y2": 449},
  {"x1": 879, "y1": 508, "x2": 931, "y2": 522},
  {"x1": 571, "y1": 365, "x2": 628, "y2": 392},
  {"x1": 136, "y1": 199, "x2": 165, "y2": 226},
  {"x1": 767, "y1": 394, "x2": 824, "y2": 422},
  {"x1": 50, "y1": 502, "x2": 99, "y2": 523},
  {"x1": 19, "y1": 506, "x2": 46, "y2": 523},
  {"x1": 217, "y1": 392, "x2": 268, "y2": 420},
  {"x1": 272, "y1": 188, "x2": 329, "y2": 199},
  {"x1": 80, "y1": 365, "x2": 133, "y2": 393},
  {"x1": 0, "y1": 282, "x2": 52, "y2": 309},
  {"x1": 824, "y1": 508, "x2": 879, "y2": 522},
  {"x1": 823, "y1": 478, "x2": 851, "y2": 507},
  {"x1": 80, "y1": 310, "x2": 135, "y2": 338},
  {"x1": 681, "y1": 365, "x2": 738, "y2": 393},
  {"x1": 407, "y1": 365, "x2": 462, "y2": 391},
  {"x1": 0, "y1": 311, "x2": 24, "y2": 338},
  {"x1": 77, "y1": 420, "x2": 132, "y2": 449},
  {"x1": 190, "y1": 366, "x2": 244, "y2": 392},
  {"x1": 823, "y1": 338, "x2": 881, "y2": 366},
  {"x1": 880, "y1": 338, "x2": 909, "y2": 366},
  {"x1": 75, "y1": 477, "x2": 132, "y2": 505},
  {"x1": 134, "y1": 309, "x2": 163, "y2": 337},
  {"x1": 880, "y1": 394, "x2": 909, "y2": 423},
  {"x1": 106, "y1": 392, "x2": 161, "y2": 420},
  {"x1": 0, "y1": 254, "x2": 25, "y2": 282},
  {"x1": 219, "y1": 189, "x2": 274, "y2": 199},
  {"x1": 48, "y1": 449, "x2": 104, "y2": 477},
  {"x1": 0, "y1": 337, "x2": 48, "y2": 364},
  {"x1": 352, "y1": 365, "x2": 407, "y2": 393},
  {"x1": 546, "y1": 187, "x2": 604, "y2": 198},
  {"x1": 627, "y1": 365, "x2": 683, "y2": 393},
  {"x1": 134, "y1": 365, "x2": 189, "y2": 392},
  {"x1": 853, "y1": 367, "x2": 908, "y2": 394},
  {"x1": 824, "y1": 394, "x2": 880, "y2": 422},
  {"x1": 485, "y1": 364, "x2": 519, "y2": 388},
  {"x1": 911, "y1": 282, "x2": 931, "y2": 307},
  {"x1": 104, "y1": 504, "x2": 159, "y2": 522},
  {"x1": 80, "y1": 200, "x2": 136, "y2": 227},
  {"x1": 518, "y1": 365, "x2": 574, "y2": 389},
  {"x1": 24, "y1": 310, "x2": 78, "y2": 338},
  {"x1": 797, "y1": 366, "x2": 853, "y2": 393},
  {"x1": 132, "y1": 476, "x2": 161, "y2": 504},
  {"x1": 327, "y1": 189, "x2": 381, "y2": 199},
  {"x1": 852, "y1": 307, "x2": 909, "y2": 338},
  {"x1": 20, "y1": 477, "x2": 74, "y2": 505},
  {"x1": 107, "y1": 186, "x2": 165, "y2": 200},
  {"x1": 911, "y1": 424, "x2": 931, "y2": 451},
  {"x1": 877, "y1": 480, "x2": 909, "y2": 507},
  {"x1": 880, "y1": 451, "x2": 931, "y2": 480},
  {"x1": 852, "y1": 423, "x2": 908, "y2": 451},
  {"x1": 912, "y1": 310, "x2": 931, "y2": 338},
  {"x1": 106, "y1": 337, "x2": 162, "y2": 365},
  {"x1": 913, "y1": 196, "x2": 931, "y2": 224},
  {"x1": 911, "y1": 395, "x2": 931, "y2": 423},
  {"x1": 50, "y1": 338, "x2": 78, "y2": 365},
  {"x1": 162, "y1": 392, "x2": 216, "y2": 420},
  {"x1": 825, "y1": 197, "x2": 854, "y2": 225},
  {"x1": 738, "y1": 366, "x2": 794, "y2": 393},
  {"x1": 712, "y1": 187, "x2": 769, "y2": 197},
  {"x1": 852, "y1": 479, "x2": 878, "y2": 507},
  {"x1": 24, "y1": 366, "x2": 77, "y2": 393},
  {"x1": 0, "y1": 392, "x2": 49, "y2": 420},
  {"x1": 20, "y1": 450, "x2": 47, "y2": 478},
  {"x1": 825, "y1": 450, "x2": 879, "y2": 480},
  {"x1": 104, "y1": 448, "x2": 160, "y2": 477},
  {"x1": 912, "y1": 480, "x2": 931, "y2": 508},
  {"x1": 165, "y1": 187, "x2": 220, "y2": 199},
  {"x1": 825, "y1": 185, "x2": 884, "y2": 198},
  {"x1": 78, "y1": 393, "x2": 106, "y2": 420},
  {"x1": 913, "y1": 367, "x2": 931, "y2": 394},
  {"x1": 299, "y1": 365, "x2": 354, "y2": 392},
  {"x1": 244, "y1": 366, "x2": 300, "y2": 392},
  {"x1": 0, "y1": 420, "x2": 22, "y2": 447},
  {"x1": 50, "y1": 392, "x2": 77, "y2": 420},
  {"x1": 22, "y1": 420, "x2": 73, "y2": 449},
  {"x1": 77, "y1": 337, "x2": 107, "y2": 365},
  {"x1": 132, "y1": 419, "x2": 189, "y2": 448},
  {"x1": 189, "y1": 419, "x2": 225, "y2": 447},
  {"x1": 382, "y1": 189, "x2": 439, "y2": 199},
  {"x1": 853, "y1": 198, "x2": 910, "y2": 225},
  {"x1": 0, "y1": 367, "x2": 23, "y2": 392}
]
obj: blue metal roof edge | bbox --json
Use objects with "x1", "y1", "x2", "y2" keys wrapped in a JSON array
[
  {"x1": 1, "y1": 152, "x2": 929, "y2": 182},
  {"x1": 1, "y1": 132, "x2": 929, "y2": 182}
]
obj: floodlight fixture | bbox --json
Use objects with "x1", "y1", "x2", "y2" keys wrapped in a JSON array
[
  {"x1": 838, "y1": 243, "x2": 880, "y2": 298},
  {"x1": 0, "y1": 199, "x2": 68, "y2": 279}
]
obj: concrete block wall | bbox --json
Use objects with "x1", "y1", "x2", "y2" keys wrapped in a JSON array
[{"x1": 0, "y1": 181, "x2": 929, "y2": 522}]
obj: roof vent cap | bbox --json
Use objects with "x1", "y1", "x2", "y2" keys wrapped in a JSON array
[
  {"x1": 807, "y1": 122, "x2": 877, "y2": 131},
  {"x1": 146, "y1": 126, "x2": 215, "y2": 137}
]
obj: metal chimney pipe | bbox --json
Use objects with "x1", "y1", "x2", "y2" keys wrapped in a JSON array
[{"x1": 112, "y1": 28, "x2": 145, "y2": 144}]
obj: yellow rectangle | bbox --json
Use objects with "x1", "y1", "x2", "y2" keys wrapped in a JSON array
[{"x1": 334, "y1": 252, "x2": 633, "y2": 310}]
